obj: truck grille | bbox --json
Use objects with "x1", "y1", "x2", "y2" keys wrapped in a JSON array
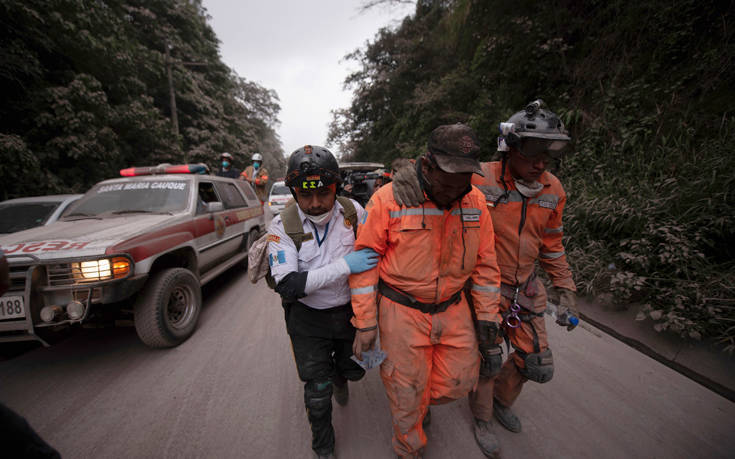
[
  {"x1": 46, "y1": 263, "x2": 77, "y2": 286},
  {"x1": 8, "y1": 263, "x2": 32, "y2": 293}
]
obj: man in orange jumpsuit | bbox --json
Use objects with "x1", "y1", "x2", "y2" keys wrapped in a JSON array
[
  {"x1": 391, "y1": 101, "x2": 579, "y2": 457},
  {"x1": 241, "y1": 152, "x2": 269, "y2": 205},
  {"x1": 350, "y1": 123, "x2": 503, "y2": 458}
]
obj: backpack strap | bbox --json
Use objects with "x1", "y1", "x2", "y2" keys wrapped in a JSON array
[
  {"x1": 280, "y1": 202, "x2": 309, "y2": 251},
  {"x1": 336, "y1": 196, "x2": 358, "y2": 239}
]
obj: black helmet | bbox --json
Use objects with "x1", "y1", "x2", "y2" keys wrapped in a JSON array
[
  {"x1": 285, "y1": 145, "x2": 341, "y2": 189},
  {"x1": 499, "y1": 100, "x2": 571, "y2": 158}
]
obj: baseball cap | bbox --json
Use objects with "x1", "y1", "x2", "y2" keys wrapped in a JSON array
[{"x1": 427, "y1": 123, "x2": 484, "y2": 176}]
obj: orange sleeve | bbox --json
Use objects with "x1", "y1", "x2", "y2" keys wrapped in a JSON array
[
  {"x1": 539, "y1": 190, "x2": 576, "y2": 291},
  {"x1": 348, "y1": 191, "x2": 389, "y2": 329},
  {"x1": 470, "y1": 196, "x2": 502, "y2": 323}
]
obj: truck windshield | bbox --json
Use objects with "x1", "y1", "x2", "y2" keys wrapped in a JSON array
[
  {"x1": 67, "y1": 180, "x2": 190, "y2": 217},
  {"x1": 0, "y1": 202, "x2": 59, "y2": 234}
]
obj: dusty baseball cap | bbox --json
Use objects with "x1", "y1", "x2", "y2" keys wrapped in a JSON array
[{"x1": 427, "y1": 123, "x2": 484, "y2": 176}]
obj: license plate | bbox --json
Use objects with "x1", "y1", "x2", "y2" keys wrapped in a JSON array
[{"x1": 0, "y1": 295, "x2": 25, "y2": 320}]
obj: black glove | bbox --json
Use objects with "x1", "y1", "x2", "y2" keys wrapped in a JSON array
[
  {"x1": 476, "y1": 320, "x2": 502, "y2": 377},
  {"x1": 479, "y1": 343, "x2": 503, "y2": 377},
  {"x1": 476, "y1": 320, "x2": 499, "y2": 344}
]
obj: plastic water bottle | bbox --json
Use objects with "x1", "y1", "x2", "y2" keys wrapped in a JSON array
[{"x1": 545, "y1": 301, "x2": 579, "y2": 328}]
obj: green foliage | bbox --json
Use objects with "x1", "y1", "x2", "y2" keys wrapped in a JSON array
[
  {"x1": 337, "y1": 0, "x2": 735, "y2": 349},
  {"x1": 0, "y1": 0, "x2": 284, "y2": 200}
]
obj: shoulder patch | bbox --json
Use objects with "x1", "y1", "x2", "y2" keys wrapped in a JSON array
[{"x1": 267, "y1": 234, "x2": 281, "y2": 243}]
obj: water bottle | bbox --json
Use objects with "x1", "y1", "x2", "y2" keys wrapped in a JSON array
[{"x1": 545, "y1": 301, "x2": 579, "y2": 328}]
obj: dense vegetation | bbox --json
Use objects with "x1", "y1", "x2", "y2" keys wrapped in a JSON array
[
  {"x1": 331, "y1": 0, "x2": 735, "y2": 349},
  {"x1": 0, "y1": 0, "x2": 284, "y2": 200}
]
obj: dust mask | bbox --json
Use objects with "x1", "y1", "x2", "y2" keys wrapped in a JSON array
[
  {"x1": 305, "y1": 207, "x2": 333, "y2": 226},
  {"x1": 514, "y1": 178, "x2": 543, "y2": 198}
]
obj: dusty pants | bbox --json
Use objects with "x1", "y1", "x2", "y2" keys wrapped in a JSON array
[
  {"x1": 469, "y1": 286, "x2": 549, "y2": 421},
  {"x1": 286, "y1": 301, "x2": 366, "y2": 455},
  {"x1": 378, "y1": 295, "x2": 480, "y2": 457}
]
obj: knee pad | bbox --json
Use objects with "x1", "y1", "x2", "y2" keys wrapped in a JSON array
[
  {"x1": 519, "y1": 348, "x2": 554, "y2": 383},
  {"x1": 305, "y1": 380, "x2": 333, "y2": 417}
]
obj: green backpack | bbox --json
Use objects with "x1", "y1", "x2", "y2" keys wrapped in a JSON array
[{"x1": 247, "y1": 196, "x2": 358, "y2": 290}]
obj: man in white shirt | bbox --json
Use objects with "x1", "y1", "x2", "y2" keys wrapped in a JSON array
[{"x1": 267, "y1": 145, "x2": 378, "y2": 459}]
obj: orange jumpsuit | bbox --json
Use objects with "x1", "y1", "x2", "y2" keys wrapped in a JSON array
[
  {"x1": 468, "y1": 161, "x2": 576, "y2": 421},
  {"x1": 349, "y1": 183, "x2": 501, "y2": 457},
  {"x1": 241, "y1": 165, "x2": 269, "y2": 203}
]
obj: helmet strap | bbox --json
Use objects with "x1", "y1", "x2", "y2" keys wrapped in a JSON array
[{"x1": 495, "y1": 155, "x2": 510, "y2": 206}]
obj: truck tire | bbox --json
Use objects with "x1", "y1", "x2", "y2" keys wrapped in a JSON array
[{"x1": 134, "y1": 268, "x2": 202, "y2": 348}]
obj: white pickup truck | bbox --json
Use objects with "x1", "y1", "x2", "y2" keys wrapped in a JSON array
[{"x1": 0, "y1": 164, "x2": 264, "y2": 348}]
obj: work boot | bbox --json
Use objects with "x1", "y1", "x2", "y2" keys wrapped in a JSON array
[
  {"x1": 492, "y1": 399, "x2": 521, "y2": 433},
  {"x1": 473, "y1": 419, "x2": 501, "y2": 458},
  {"x1": 422, "y1": 408, "x2": 431, "y2": 427},
  {"x1": 333, "y1": 379, "x2": 349, "y2": 406}
]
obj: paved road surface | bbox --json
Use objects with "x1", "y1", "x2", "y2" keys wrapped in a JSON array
[{"x1": 1, "y1": 267, "x2": 733, "y2": 458}]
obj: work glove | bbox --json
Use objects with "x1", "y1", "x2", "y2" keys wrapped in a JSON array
[
  {"x1": 555, "y1": 287, "x2": 579, "y2": 331},
  {"x1": 352, "y1": 328, "x2": 378, "y2": 360},
  {"x1": 391, "y1": 158, "x2": 425, "y2": 207},
  {"x1": 476, "y1": 320, "x2": 502, "y2": 377},
  {"x1": 343, "y1": 248, "x2": 379, "y2": 274}
]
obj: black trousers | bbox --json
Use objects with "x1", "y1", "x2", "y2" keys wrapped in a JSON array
[{"x1": 285, "y1": 301, "x2": 365, "y2": 455}]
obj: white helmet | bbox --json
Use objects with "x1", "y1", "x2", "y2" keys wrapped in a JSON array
[{"x1": 251, "y1": 153, "x2": 263, "y2": 162}]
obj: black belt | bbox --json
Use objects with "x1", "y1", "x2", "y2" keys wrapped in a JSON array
[{"x1": 378, "y1": 280, "x2": 462, "y2": 315}]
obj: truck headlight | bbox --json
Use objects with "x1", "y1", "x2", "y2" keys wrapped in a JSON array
[
  {"x1": 80, "y1": 259, "x2": 111, "y2": 279},
  {"x1": 73, "y1": 257, "x2": 131, "y2": 281}
]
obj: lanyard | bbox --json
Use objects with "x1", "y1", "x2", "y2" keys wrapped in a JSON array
[{"x1": 313, "y1": 221, "x2": 330, "y2": 247}]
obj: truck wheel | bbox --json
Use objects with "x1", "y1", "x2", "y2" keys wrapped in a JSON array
[{"x1": 134, "y1": 268, "x2": 202, "y2": 348}]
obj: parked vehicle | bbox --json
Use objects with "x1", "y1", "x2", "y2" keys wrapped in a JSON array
[
  {"x1": 267, "y1": 180, "x2": 292, "y2": 215},
  {"x1": 0, "y1": 194, "x2": 83, "y2": 235},
  {"x1": 0, "y1": 164, "x2": 264, "y2": 348}
]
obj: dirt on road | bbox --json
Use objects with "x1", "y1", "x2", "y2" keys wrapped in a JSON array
[{"x1": 1, "y1": 267, "x2": 733, "y2": 458}]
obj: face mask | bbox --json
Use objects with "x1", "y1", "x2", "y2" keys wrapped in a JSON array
[
  {"x1": 253, "y1": 162, "x2": 260, "y2": 170},
  {"x1": 304, "y1": 207, "x2": 333, "y2": 226},
  {"x1": 514, "y1": 178, "x2": 543, "y2": 198},
  {"x1": 222, "y1": 160, "x2": 230, "y2": 168}
]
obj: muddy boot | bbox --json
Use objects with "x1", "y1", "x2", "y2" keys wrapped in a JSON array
[
  {"x1": 422, "y1": 408, "x2": 431, "y2": 427},
  {"x1": 473, "y1": 419, "x2": 501, "y2": 458},
  {"x1": 492, "y1": 399, "x2": 521, "y2": 433},
  {"x1": 333, "y1": 377, "x2": 349, "y2": 406}
]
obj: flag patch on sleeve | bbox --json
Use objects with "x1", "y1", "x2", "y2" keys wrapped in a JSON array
[{"x1": 269, "y1": 250, "x2": 286, "y2": 267}]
